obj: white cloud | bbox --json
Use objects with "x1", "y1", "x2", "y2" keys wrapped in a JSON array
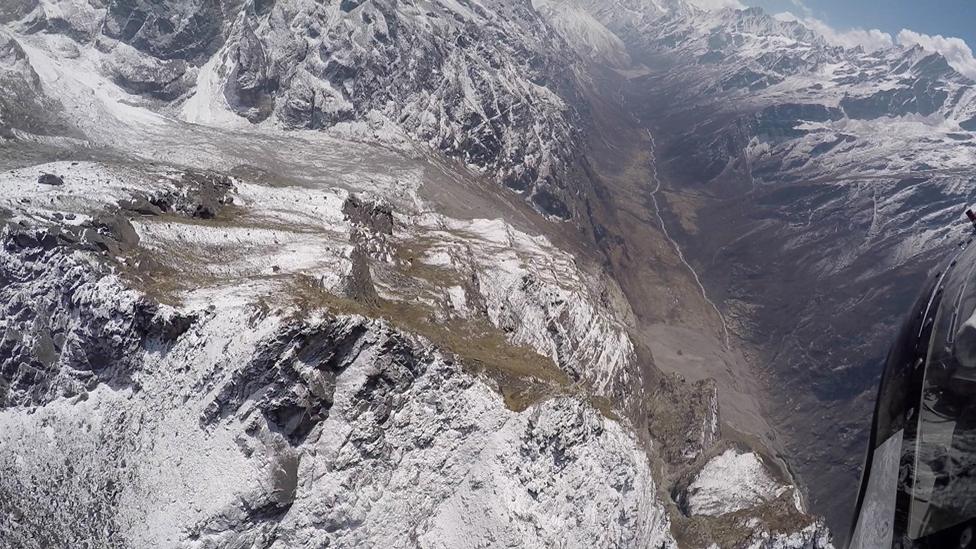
[
  {"x1": 780, "y1": 0, "x2": 976, "y2": 78},
  {"x1": 896, "y1": 29, "x2": 976, "y2": 80},
  {"x1": 781, "y1": 0, "x2": 892, "y2": 52},
  {"x1": 684, "y1": 0, "x2": 745, "y2": 11},
  {"x1": 803, "y1": 17, "x2": 894, "y2": 51}
]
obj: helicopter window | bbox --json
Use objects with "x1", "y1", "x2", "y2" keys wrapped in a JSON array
[
  {"x1": 850, "y1": 430, "x2": 903, "y2": 549},
  {"x1": 909, "y1": 372, "x2": 976, "y2": 538},
  {"x1": 908, "y1": 249, "x2": 976, "y2": 539}
]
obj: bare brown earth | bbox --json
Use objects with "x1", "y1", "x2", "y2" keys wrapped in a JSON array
[
  {"x1": 575, "y1": 64, "x2": 786, "y2": 456},
  {"x1": 409, "y1": 59, "x2": 789, "y2": 471},
  {"x1": 407, "y1": 59, "x2": 816, "y2": 542}
]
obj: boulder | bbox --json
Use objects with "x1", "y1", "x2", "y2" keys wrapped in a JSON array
[{"x1": 37, "y1": 173, "x2": 63, "y2": 186}]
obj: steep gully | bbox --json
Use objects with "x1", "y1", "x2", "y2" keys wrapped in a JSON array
[
  {"x1": 632, "y1": 104, "x2": 854, "y2": 539},
  {"x1": 568, "y1": 65, "x2": 797, "y2": 506}
]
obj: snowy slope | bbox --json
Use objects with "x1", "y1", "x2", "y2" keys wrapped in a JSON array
[
  {"x1": 0, "y1": 150, "x2": 830, "y2": 546},
  {"x1": 0, "y1": 159, "x2": 675, "y2": 547}
]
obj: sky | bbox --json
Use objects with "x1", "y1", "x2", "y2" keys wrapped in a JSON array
[
  {"x1": 747, "y1": 0, "x2": 976, "y2": 49},
  {"x1": 686, "y1": 0, "x2": 976, "y2": 79}
]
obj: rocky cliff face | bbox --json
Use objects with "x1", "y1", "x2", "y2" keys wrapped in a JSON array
[
  {"x1": 0, "y1": 27, "x2": 76, "y2": 138},
  {"x1": 0, "y1": 161, "x2": 675, "y2": 547},
  {"x1": 0, "y1": 1, "x2": 857, "y2": 547},
  {"x1": 0, "y1": 250, "x2": 674, "y2": 548}
]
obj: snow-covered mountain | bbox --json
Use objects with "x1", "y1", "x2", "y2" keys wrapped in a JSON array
[
  {"x1": 3, "y1": 0, "x2": 588, "y2": 218},
  {"x1": 8, "y1": 0, "x2": 972, "y2": 546},
  {"x1": 0, "y1": 152, "x2": 828, "y2": 547},
  {"x1": 0, "y1": 166, "x2": 673, "y2": 547}
]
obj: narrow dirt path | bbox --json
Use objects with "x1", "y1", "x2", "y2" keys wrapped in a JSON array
[{"x1": 644, "y1": 128, "x2": 731, "y2": 348}]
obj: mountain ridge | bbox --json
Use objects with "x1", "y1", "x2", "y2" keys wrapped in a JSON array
[{"x1": 5, "y1": 0, "x2": 973, "y2": 546}]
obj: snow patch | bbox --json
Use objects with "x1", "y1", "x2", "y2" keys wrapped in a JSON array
[{"x1": 684, "y1": 449, "x2": 789, "y2": 516}]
